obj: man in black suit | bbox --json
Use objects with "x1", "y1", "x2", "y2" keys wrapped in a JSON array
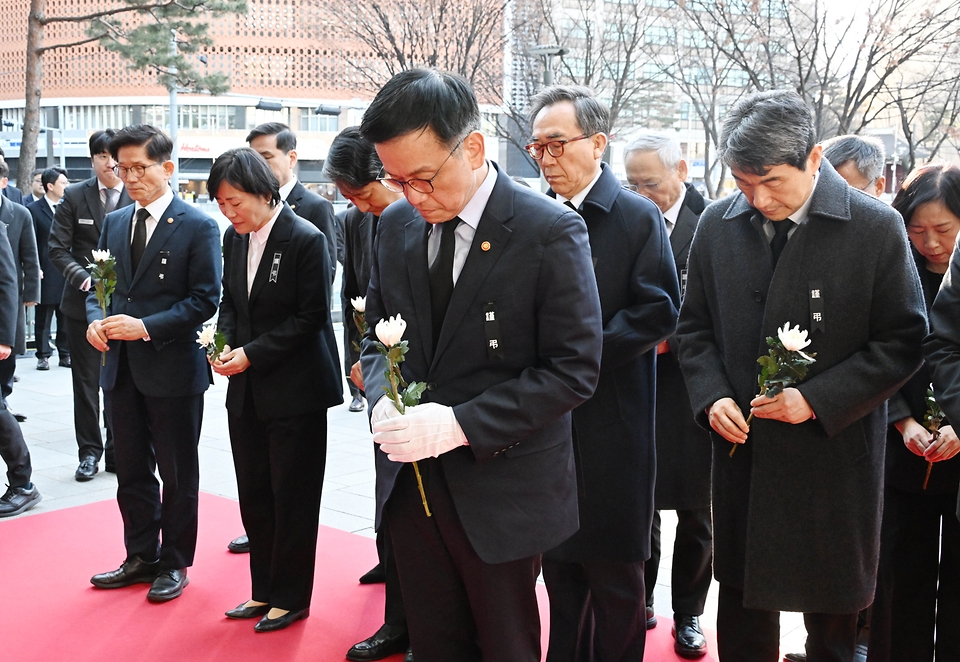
[
  {"x1": 49, "y1": 130, "x2": 132, "y2": 481},
  {"x1": 624, "y1": 132, "x2": 713, "y2": 656},
  {"x1": 676, "y1": 91, "x2": 927, "y2": 661},
  {"x1": 335, "y1": 205, "x2": 366, "y2": 413},
  {"x1": 23, "y1": 168, "x2": 44, "y2": 206},
  {"x1": 28, "y1": 167, "x2": 71, "y2": 371},
  {"x1": 528, "y1": 87, "x2": 680, "y2": 662},
  {"x1": 326, "y1": 127, "x2": 411, "y2": 662},
  {"x1": 86, "y1": 125, "x2": 221, "y2": 603},
  {"x1": 359, "y1": 69, "x2": 603, "y2": 662},
  {"x1": 0, "y1": 221, "x2": 41, "y2": 517},
  {"x1": 0, "y1": 163, "x2": 40, "y2": 421}
]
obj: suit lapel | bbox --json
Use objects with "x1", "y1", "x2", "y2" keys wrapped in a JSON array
[
  {"x1": 404, "y1": 215, "x2": 434, "y2": 364},
  {"x1": 130, "y1": 198, "x2": 182, "y2": 287},
  {"x1": 670, "y1": 205, "x2": 697, "y2": 264},
  {"x1": 114, "y1": 206, "x2": 136, "y2": 285},
  {"x1": 249, "y1": 207, "x2": 294, "y2": 303},
  {"x1": 83, "y1": 180, "x2": 105, "y2": 229},
  {"x1": 286, "y1": 182, "x2": 304, "y2": 215}
]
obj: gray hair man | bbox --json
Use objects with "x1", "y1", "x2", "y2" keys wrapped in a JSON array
[
  {"x1": 821, "y1": 134, "x2": 886, "y2": 198},
  {"x1": 676, "y1": 90, "x2": 926, "y2": 661},
  {"x1": 625, "y1": 132, "x2": 712, "y2": 657}
]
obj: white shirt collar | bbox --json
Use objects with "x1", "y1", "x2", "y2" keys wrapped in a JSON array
[
  {"x1": 788, "y1": 170, "x2": 819, "y2": 226},
  {"x1": 251, "y1": 204, "x2": 283, "y2": 245},
  {"x1": 43, "y1": 195, "x2": 59, "y2": 213},
  {"x1": 279, "y1": 177, "x2": 297, "y2": 202},
  {"x1": 456, "y1": 162, "x2": 497, "y2": 231},
  {"x1": 662, "y1": 186, "x2": 687, "y2": 227},
  {"x1": 137, "y1": 187, "x2": 175, "y2": 222},
  {"x1": 557, "y1": 165, "x2": 603, "y2": 210},
  {"x1": 99, "y1": 180, "x2": 123, "y2": 194}
]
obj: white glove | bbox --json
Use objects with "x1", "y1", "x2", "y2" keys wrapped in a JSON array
[
  {"x1": 371, "y1": 395, "x2": 403, "y2": 426},
  {"x1": 374, "y1": 402, "x2": 468, "y2": 462}
]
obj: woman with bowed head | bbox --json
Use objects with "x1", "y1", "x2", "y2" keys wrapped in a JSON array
[
  {"x1": 872, "y1": 163, "x2": 960, "y2": 660},
  {"x1": 207, "y1": 147, "x2": 342, "y2": 632}
]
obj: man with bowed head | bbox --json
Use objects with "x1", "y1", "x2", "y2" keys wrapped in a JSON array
[
  {"x1": 676, "y1": 90, "x2": 926, "y2": 661},
  {"x1": 85, "y1": 124, "x2": 221, "y2": 603},
  {"x1": 527, "y1": 86, "x2": 680, "y2": 662},
  {"x1": 359, "y1": 68, "x2": 603, "y2": 662}
]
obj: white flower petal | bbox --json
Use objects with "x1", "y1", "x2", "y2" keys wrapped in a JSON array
[
  {"x1": 376, "y1": 314, "x2": 407, "y2": 347},
  {"x1": 351, "y1": 296, "x2": 366, "y2": 313}
]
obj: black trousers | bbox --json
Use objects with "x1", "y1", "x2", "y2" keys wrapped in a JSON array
[
  {"x1": 377, "y1": 517, "x2": 407, "y2": 627},
  {"x1": 106, "y1": 345, "x2": 202, "y2": 569},
  {"x1": 0, "y1": 352, "x2": 14, "y2": 405},
  {"x1": 543, "y1": 558, "x2": 646, "y2": 662},
  {"x1": 65, "y1": 315, "x2": 113, "y2": 463},
  {"x1": 229, "y1": 388, "x2": 327, "y2": 612},
  {"x1": 645, "y1": 507, "x2": 713, "y2": 615},
  {"x1": 33, "y1": 304, "x2": 69, "y2": 360},
  {"x1": 717, "y1": 584, "x2": 858, "y2": 662},
  {"x1": 868, "y1": 485, "x2": 960, "y2": 661},
  {"x1": 0, "y1": 406, "x2": 30, "y2": 487},
  {"x1": 385, "y1": 459, "x2": 541, "y2": 662}
]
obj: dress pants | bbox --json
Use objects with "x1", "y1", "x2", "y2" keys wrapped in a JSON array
[
  {"x1": 228, "y1": 386, "x2": 327, "y2": 612},
  {"x1": 717, "y1": 584, "x2": 858, "y2": 662},
  {"x1": 645, "y1": 507, "x2": 713, "y2": 615},
  {"x1": 378, "y1": 517, "x2": 407, "y2": 628},
  {"x1": 868, "y1": 486, "x2": 960, "y2": 661},
  {"x1": 106, "y1": 344, "x2": 202, "y2": 569},
  {"x1": 0, "y1": 406, "x2": 31, "y2": 487},
  {"x1": 0, "y1": 353, "x2": 14, "y2": 406},
  {"x1": 543, "y1": 558, "x2": 646, "y2": 662},
  {"x1": 33, "y1": 304, "x2": 69, "y2": 360},
  {"x1": 65, "y1": 315, "x2": 113, "y2": 463},
  {"x1": 385, "y1": 458, "x2": 541, "y2": 662}
]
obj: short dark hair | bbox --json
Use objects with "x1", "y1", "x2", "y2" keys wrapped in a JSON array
[
  {"x1": 108, "y1": 124, "x2": 173, "y2": 163},
  {"x1": 324, "y1": 126, "x2": 382, "y2": 189},
  {"x1": 207, "y1": 147, "x2": 281, "y2": 206},
  {"x1": 246, "y1": 122, "x2": 297, "y2": 153},
  {"x1": 893, "y1": 163, "x2": 960, "y2": 230},
  {"x1": 0, "y1": 160, "x2": 8, "y2": 178},
  {"x1": 821, "y1": 134, "x2": 885, "y2": 183},
  {"x1": 361, "y1": 68, "x2": 480, "y2": 149},
  {"x1": 41, "y1": 166, "x2": 67, "y2": 192},
  {"x1": 89, "y1": 129, "x2": 117, "y2": 157},
  {"x1": 30, "y1": 168, "x2": 44, "y2": 179},
  {"x1": 720, "y1": 90, "x2": 817, "y2": 175},
  {"x1": 527, "y1": 85, "x2": 610, "y2": 137}
]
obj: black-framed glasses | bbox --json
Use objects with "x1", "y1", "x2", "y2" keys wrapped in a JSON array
[
  {"x1": 525, "y1": 134, "x2": 594, "y2": 160},
  {"x1": 114, "y1": 162, "x2": 163, "y2": 179},
  {"x1": 379, "y1": 135, "x2": 467, "y2": 194}
]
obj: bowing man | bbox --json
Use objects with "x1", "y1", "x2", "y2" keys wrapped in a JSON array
[{"x1": 210, "y1": 148, "x2": 343, "y2": 632}]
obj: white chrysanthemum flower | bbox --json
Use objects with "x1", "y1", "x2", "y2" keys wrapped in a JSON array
[
  {"x1": 778, "y1": 322, "x2": 811, "y2": 352},
  {"x1": 376, "y1": 314, "x2": 407, "y2": 347}
]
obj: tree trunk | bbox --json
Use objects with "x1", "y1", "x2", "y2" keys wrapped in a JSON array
[{"x1": 20, "y1": 0, "x2": 45, "y2": 190}]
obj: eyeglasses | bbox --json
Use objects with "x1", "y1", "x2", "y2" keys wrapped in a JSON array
[
  {"x1": 627, "y1": 172, "x2": 670, "y2": 193},
  {"x1": 854, "y1": 178, "x2": 878, "y2": 192},
  {"x1": 525, "y1": 134, "x2": 594, "y2": 160},
  {"x1": 379, "y1": 135, "x2": 466, "y2": 194},
  {"x1": 114, "y1": 162, "x2": 163, "y2": 179}
]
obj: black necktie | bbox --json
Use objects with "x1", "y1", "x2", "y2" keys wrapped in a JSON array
[
  {"x1": 131, "y1": 207, "x2": 149, "y2": 272},
  {"x1": 564, "y1": 200, "x2": 577, "y2": 211},
  {"x1": 429, "y1": 219, "x2": 459, "y2": 348},
  {"x1": 770, "y1": 220, "x2": 792, "y2": 267}
]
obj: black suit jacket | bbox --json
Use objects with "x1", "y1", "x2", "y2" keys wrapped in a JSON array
[
  {"x1": 28, "y1": 198, "x2": 67, "y2": 304},
  {"x1": 1, "y1": 197, "x2": 40, "y2": 353},
  {"x1": 286, "y1": 181, "x2": 337, "y2": 286},
  {"x1": 0, "y1": 223, "x2": 17, "y2": 348},
  {"x1": 545, "y1": 163, "x2": 680, "y2": 563},
  {"x1": 342, "y1": 206, "x2": 379, "y2": 367},
  {"x1": 48, "y1": 178, "x2": 133, "y2": 321},
  {"x1": 361, "y1": 163, "x2": 603, "y2": 564},
  {"x1": 2, "y1": 186, "x2": 23, "y2": 205},
  {"x1": 219, "y1": 205, "x2": 343, "y2": 419}
]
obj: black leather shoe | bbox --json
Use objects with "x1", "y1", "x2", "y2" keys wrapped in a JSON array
[
  {"x1": 254, "y1": 607, "x2": 309, "y2": 632},
  {"x1": 358, "y1": 562, "x2": 386, "y2": 584},
  {"x1": 147, "y1": 568, "x2": 189, "y2": 602},
  {"x1": 783, "y1": 654, "x2": 806, "y2": 662},
  {"x1": 646, "y1": 605, "x2": 657, "y2": 629},
  {"x1": 91, "y1": 556, "x2": 160, "y2": 588},
  {"x1": 75, "y1": 457, "x2": 98, "y2": 482},
  {"x1": 36, "y1": 357, "x2": 49, "y2": 371},
  {"x1": 227, "y1": 534, "x2": 250, "y2": 553},
  {"x1": 404, "y1": 649, "x2": 414, "y2": 662},
  {"x1": 226, "y1": 601, "x2": 271, "y2": 619},
  {"x1": 346, "y1": 624, "x2": 410, "y2": 661},
  {"x1": 59, "y1": 355, "x2": 71, "y2": 368},
  {"x1": 673, "y1": 613, "x2": 707, "y2": 658},
  {"x1": 349, "y1": 395, "x2": 365, "y2": 412},
  {"x1": 0, "y1": 483, "x2": 41, "y2": 517}
]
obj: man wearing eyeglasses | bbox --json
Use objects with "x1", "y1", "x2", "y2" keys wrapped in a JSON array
[
  {"x1": 624, "y1": 133, "x2": 713, "y2": 657},
  {"x1": 358, "y1": 69, "x2": 603, "y2": 662},
  {"x1": 49, "y1": 129, "x2": 133, "y2": 481},
  {"x1": 821, "y1": 134, "x2": 886, "y2": 199},
  {"x1": 527, "y1": 87, "x2": 680, "y2": 662},
  {"x1": 85, "y1": 124, "x2": 221, "y2": 604}
]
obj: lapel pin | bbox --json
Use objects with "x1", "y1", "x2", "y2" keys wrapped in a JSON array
[
  {"x1": 481, "y1": 241, "x2": 491, "y2": 251},
  {"x1": 167, "y1": 218, "x2": 173, "y2": 224}
]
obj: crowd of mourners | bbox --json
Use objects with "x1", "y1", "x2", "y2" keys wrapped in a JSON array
[{"x1": 0, "y1": 69, "x2": 957, "y2": 662}]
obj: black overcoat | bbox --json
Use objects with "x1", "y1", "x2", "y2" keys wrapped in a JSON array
[
  {"x1": 677, "y1": 160, "x2": 927, "y2": 613},
  {"x1": 545, "y1": 163, "x2": 680, "y2": 563},
  {"x1": 28, "y1": 198, "x2": 66, "y2": 305},
  {"x1": 1, "y1": 198, "x2": 40, "y2": 354}
]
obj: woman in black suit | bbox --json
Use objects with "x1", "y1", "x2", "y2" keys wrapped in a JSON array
[
  {"x1": 208, "y1": 148, "x2": 343, "y2": 632},
  {"x1": 869, "y1": 163, "x2": 960, "y2": 661}
]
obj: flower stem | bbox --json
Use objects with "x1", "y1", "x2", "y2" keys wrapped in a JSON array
[
  {"x1": 100, "y1": 300, "x2": 107, "y2": 366},
  {"x1": 412, "y1": 461, "x2": 432, "y2": 517},
  {"x1": 923, "y1": 461, "x2": 933, "y2": 490},
  {"x1": 387, "y1": 362, "x2": 431, "y2": 517}
]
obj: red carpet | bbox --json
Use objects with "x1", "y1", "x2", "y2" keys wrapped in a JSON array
[{"x1": 0, "y1": 493, "x2": 716, "y2": 661}]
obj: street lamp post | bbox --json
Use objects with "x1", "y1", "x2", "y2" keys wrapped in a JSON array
[
  {"x1": 528, "y1": 44, "x2": 569, "y2": 87},
  {"x1": 169, "y1": 30, "x2": 179, "y2": 188}
]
